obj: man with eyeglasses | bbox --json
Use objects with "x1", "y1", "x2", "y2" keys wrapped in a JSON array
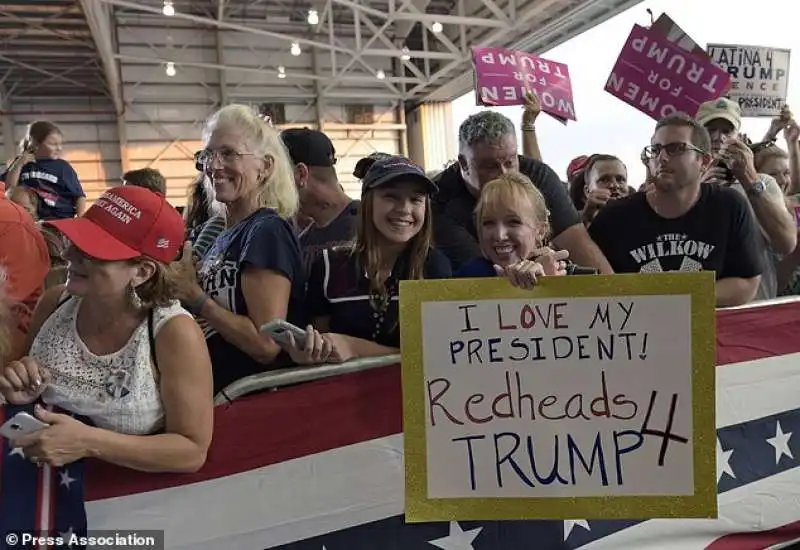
[
  {"x1": 696, "y1": 97, "x2": 796, "y2": 300},
  {"x1": 588, "y1": 112, "x2": 763, "y2": 307}
]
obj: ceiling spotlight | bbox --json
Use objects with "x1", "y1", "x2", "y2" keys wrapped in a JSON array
[
  {"x1": 165, "y1": 62, "x2": 176, "y2": 76},
  {"x1": 278, "y1": 65, "x2": 286, "y2": 79},
  {"x1": 376, "y1": 70, "x2": 386, "y2": 80},
  {"x1": 431, "y1": 21, "x2": 443, "y2": 33},
  {"x1": 290, "y1": 42, "x2": 301, "y2": 56},
  {"x1": 162, "y1": 0, "x2": 175, "y2": 16},
  {"x1": 307, "y1": 9, "x2": 319, "y2": 25},
  {"x1": 400, "y1": 47, "x2": 411, "y2": 61}
]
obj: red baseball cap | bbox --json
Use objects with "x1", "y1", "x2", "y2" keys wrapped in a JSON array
[
  {"x1": 46, "y1": 186, "x2": 184, "y2": 264},
  {"x1": 566, "y1": 155, "x2": 590, "y2": 180}
]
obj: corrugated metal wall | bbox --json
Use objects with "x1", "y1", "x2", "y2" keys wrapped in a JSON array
[{"x1": 407, "y1": 102, "x2": 455, "y2": 173}]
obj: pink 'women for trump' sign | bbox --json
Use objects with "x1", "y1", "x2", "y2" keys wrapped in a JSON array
[
  {"x1": 472, "y1": 47, "x2": 576, "y2": 122},
  {"x1": 605, "y1": 24, "x2": 732, "y2": 121}
]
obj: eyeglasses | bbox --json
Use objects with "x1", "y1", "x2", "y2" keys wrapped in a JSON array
[
  {"x1": 194, "y1": 148, "x2": 256, "y2": 171},
  {"x1": 642, "y1": 142, "x2": 706, "y2": 160}
]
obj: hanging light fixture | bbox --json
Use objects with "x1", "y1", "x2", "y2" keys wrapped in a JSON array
[
  {"x1": 307, "y1": 9, "x2": 319, "y2": 25},
  {"x1": 290, "y1": 42, "x2": 301, "y2": 56},
  {"x1": 165, "y1": 62, "x2": 176, "y2": 76},
  {"x1": 162, "y1": 0, "x2": 175, "y2": 16}
]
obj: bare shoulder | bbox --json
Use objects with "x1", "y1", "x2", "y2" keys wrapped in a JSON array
[{"x1": 155, "y1": 313, "x2": 207, "y2": 348}]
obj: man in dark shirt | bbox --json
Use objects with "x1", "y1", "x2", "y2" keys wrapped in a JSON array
[
  {"x1": 280, "y1": 129, "x2": 360, "y2": 271},
  {"x1": 432, "y1": 111, "x2": 612, "y2": 273},
  {"x1": 589, "y1": 112, "x2": 763, "y2": 307}
]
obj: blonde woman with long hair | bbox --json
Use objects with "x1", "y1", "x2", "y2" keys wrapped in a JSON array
[
  {"x1": 281, "y1": 156, "x2": 451, "y2": 364},
  {"x1": 172, "y1": 104, "x2": 305, "y2": 393}
]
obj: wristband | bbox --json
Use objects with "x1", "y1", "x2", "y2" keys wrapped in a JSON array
[
  {"x1": 185, "y1": 294, "x2": 209, "y2": 315},
  {"x1": 522, "y1": 122, "x2": 536, "y2": 132}
]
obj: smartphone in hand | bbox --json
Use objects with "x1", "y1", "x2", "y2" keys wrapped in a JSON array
[
  {"x1": 0, "y1": 412, "x2": 49, "y2": 439},
  {"x1": 261, "y1": 319, "x2": 308, "y2": 349}
]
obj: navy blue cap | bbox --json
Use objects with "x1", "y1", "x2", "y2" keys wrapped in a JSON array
[
  {"x1": 361, "y1": 155, "x2": 438, "y2": 195},
  {"x1": 353, "y1": 152, "x2": 394, "y2": 179}
]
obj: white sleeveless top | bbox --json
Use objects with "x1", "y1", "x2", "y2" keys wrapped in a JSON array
[{"x1": 29, "y1": 296, "x2": 190, "y2": 435}]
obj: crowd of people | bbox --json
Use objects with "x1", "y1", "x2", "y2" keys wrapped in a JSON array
[{"x1": 0, "y1": 92, "x2": 798, "y2": 541}]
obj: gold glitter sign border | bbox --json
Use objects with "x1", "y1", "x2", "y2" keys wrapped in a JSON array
[{"x1": 399, "y1": 272, "x2": 717, "y2": 522}]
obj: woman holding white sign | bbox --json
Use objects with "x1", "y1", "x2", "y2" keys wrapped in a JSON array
[{"x1": 456, "y1": 171, "x2": 574, "y2": 286}]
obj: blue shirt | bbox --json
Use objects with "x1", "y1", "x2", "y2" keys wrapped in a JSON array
[
  {"x1": 197, "y1": 208, "x2": 306, "y2": 393},
  {"x1": 306, "y1": 247, "x2": 452, "y2": 347},
  {"x1": 1, "y1": 158, "x2": 84, "y2": 220},
  {"x1": 455, "y1": 256, "x2": 496, "y2": 278}
]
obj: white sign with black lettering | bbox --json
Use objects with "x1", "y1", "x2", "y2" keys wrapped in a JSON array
[{"x1": 707, "y1": 43, "x2": 791, "y2": 117}]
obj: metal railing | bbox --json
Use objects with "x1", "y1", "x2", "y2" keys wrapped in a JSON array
[
  {"x1": 719, "y1": 295, "x2": 800, "y2": 310},
  {"x1": 214, "y1": 353, "x2": 401, "y2": 405}
]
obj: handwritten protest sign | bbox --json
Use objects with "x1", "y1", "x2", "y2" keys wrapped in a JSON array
[
  {"x1": 472, "y1": 46, "x2": 576, "y2": 122},
  {"x1": 605, "y1": 24, "x2": 731, "y2": 121},
  {"x1": 707, "y1": 44, "x2": 791, "y2": 117},
  {"x1": 400, "y1": 273, "x2": 717, "y2": 522}
]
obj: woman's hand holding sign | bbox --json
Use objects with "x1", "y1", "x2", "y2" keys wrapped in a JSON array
[
  {"x1": 535, "y1": 247, "x2": 570, "y2": 276},
  {"x1": 494, "y1": 248, "x2": 569, "y2": 289}
]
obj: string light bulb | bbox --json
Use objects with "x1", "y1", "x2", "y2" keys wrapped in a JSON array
[
  {"x1": 162, "y1": 0, "x2": 175, "y2": 16},
  {"x1": 165, "y1": 62, "x2": 176, "y2": 76},
  {"x1": 290, "y1": 42, "x2": 301, "y2": 56},
  {"x1": 307, "y1": 9, "x2": 319, "y2": 25}
]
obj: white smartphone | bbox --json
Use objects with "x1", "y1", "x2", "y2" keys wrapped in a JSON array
[
  {"x1": 261, "y1": 319, "x2": 308, "y2": 348},
  {"x1": 0, "y1": 412, "x2": 49, "y2": 439}
]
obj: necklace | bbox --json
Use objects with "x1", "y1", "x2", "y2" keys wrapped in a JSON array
[{"x1": 368, "y1": 277, "x2": 397, "y2": 341}]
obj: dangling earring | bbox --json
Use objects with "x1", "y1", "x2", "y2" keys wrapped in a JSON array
[{"x1": 128, "y1": 282, "x2": 143, "y2": 309}]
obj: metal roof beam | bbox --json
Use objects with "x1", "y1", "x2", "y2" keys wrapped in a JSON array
[
  {"x1": 80, "y1": 0, "x2": 124, "y2": 114},
  {"x1": 115, "y1": 54, "x2": 419, "y2": 86},
  {"x1": 99, "y1": 0, "x2": 356, "y2": 55},
  {"x1": 331, "y1": 0, "x2": 507, "y2": 27},
  {"x1": 0, "y1": 53, "x2": 107, "y2": 96}
]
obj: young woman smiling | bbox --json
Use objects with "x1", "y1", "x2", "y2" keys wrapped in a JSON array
[
  {"x1": 457, "y1": 171, "x2": 570, "y2": 287},
  {"x1": 282, "y1": 156, "x2": 452, "y2": 364}
]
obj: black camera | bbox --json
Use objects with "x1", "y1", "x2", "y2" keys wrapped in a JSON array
[{"x1": 713, "y1": 158, "x2": 737, "y2": 184}]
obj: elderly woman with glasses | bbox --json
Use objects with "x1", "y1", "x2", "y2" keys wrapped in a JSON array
[{"x1": 172, "y1": 104, "x2": 306, "y2": 394}]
